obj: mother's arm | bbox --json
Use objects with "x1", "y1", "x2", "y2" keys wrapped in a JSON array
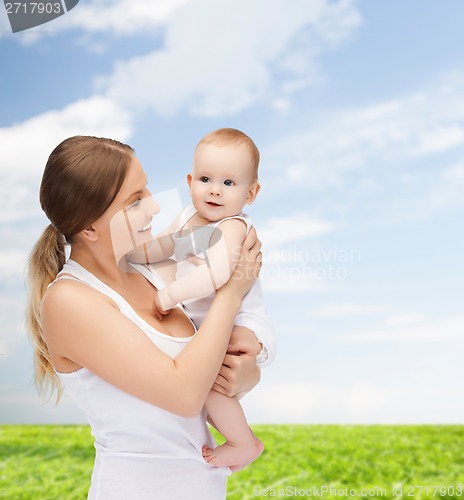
[
  {"x1": 42, "y1": 230, "x2": 261, "y2": 419},
  {"x1": 212, "y1": 256, "x2": 277, "y2": 397}
]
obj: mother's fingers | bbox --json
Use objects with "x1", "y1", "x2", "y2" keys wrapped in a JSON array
[
  {"x1": 243, "y1": 229, "x2": 262, "y2": 260},
  {"x1": 241, "y1": 226, "x2": 258, "y2": 252},
  {"x1": 225, "y1": 225, "x2": 263, "y2": 296},
  {"x1": 248, "y1": 239, "x2": 262, "y2": 256},
  {"x1": 212, "y1": 373, "x2": 233, "y2": 396}
]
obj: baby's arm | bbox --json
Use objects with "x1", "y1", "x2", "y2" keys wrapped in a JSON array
[
  {"x1": 127, "y1": 214, "x2": 181, "y2": 264},
  {"x1": 157, "y1": 219, "x2": 247, "y2": 310}
]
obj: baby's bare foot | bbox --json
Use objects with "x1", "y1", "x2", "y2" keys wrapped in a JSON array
[
  {"x1": 229, "y1": 435, "x2": 264, "y2": 472},
  {"x1": 202, "y1": 435, "x2": 264, "y2": 471}
]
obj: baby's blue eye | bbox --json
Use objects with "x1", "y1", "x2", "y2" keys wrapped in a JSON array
[
  {"x1": 224, "y1": 179, "x2": 234, "y2": 186},
  {"x1": 200, "y1": 177, "x2": 209, "y2": 183}
]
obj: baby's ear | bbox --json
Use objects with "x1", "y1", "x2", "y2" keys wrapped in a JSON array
[
  {"x1": 246, "y1": 182, "x2": 261, "y2": 205},
  {"x1": 186, "y1": 173, "x2": 193, "y2": 188}
]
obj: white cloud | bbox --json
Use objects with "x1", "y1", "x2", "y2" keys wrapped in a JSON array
[
  {"x1": 244, "y1": 380, "x2": 464, "y2": 423},
  {"x1": 265, "y1": 74, "x2": 464, "y2": 191},
  {"x1": 0, "y1": 95, "x2": 132, "y2": 223},
  {"x1": 443, "y1": 163, "x2": 464, "y2": 180},
  {"x1": 1, "y1": 0, "x2": 190, "y2": 41},
  {"x1": 262, "y1": 271, "x2": 330, "y2": 294},
  {"x1": 332, "y1": 315, "x2": 464, "y2": 343},
  {"x1": 270, "y1": 98, "x2": 291, "y2": 114},
  {"x1": 6, "y1": 0, "x2": 361, "y2": 122},
  {"x1": 259, "y1": 212, "x2": 334, "y2": 248},
  {"x1": 312, "y1": 303, "x2": 393, "y2": 317},
  {"x1": 429, "y1": 159, "x2": 464, "y2": 211},
  {"x1": 257, "y1": 213, "x2": 339, "y2": 294},
  {"x1": 0, "y1": 250, "x2": 29, "y2": 280},
  {"x1": 61, "y1": 0, "x2": 190, "y2": 35},
  {"x1": 0, "y1": 95, "x2": 131, "y2": 174},
  {"x1": 100, "y1": 0, "x2": 361, "y2": 117},
  {"x1": 385, "y1": 313, "x2": 426, "y2": 327}
]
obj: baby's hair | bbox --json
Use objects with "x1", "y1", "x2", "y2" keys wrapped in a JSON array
[{"x1": 196, "y1": 128, "x2": 260, "y2": 180}]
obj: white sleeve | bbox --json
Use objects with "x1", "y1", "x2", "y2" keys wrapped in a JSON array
[{"x1": 234, "y1": 280, "x2": 277, "y2": 367}]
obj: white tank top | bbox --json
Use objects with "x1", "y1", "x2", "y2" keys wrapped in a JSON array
[
  {"x1": 172, "y1": 204, "x2": 252, "y2": 327},
  {"x1": 52, "y1": 259, "x2": 230, "y2": 499}
]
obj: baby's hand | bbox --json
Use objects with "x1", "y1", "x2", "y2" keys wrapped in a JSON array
[{"x1": 152, "y1": 291, "x2": 171, "y2": 321}]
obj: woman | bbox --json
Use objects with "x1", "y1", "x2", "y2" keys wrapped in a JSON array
[{"x1": 26, "y1": 136, "x2": 267, "y2": 499}]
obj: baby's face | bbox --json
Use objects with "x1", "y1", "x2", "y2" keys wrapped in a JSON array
[{"x1": 188, "y1": 142, "x2": 259, "y2": 222}]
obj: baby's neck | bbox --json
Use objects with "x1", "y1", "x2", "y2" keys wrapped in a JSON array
[
  {"x1": 188, "y1": 211, "x2": 213, "y2": 229},
  {"x1": 191, "y1": 209, "x2": 241, "y2": 227}
]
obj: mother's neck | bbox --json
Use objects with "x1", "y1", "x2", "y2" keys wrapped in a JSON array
[{"x1": 69, "y1": 242, "x2": 133, "y2": 287}]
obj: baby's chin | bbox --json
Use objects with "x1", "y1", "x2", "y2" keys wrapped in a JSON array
[
  {"x1": 195, "y1": 203, "x2": 238, "y2": 222},
  {"x1": 199, "y1": 210, "x2": 237, "y2": 223}
]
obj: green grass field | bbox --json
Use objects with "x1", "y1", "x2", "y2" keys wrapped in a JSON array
[{"x1": 1, "y1": 425, "x2": 463, "y2": 499}]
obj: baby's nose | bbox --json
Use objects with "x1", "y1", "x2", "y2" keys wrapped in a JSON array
[{"x1": 209, "y1": 185, "x2": 221, "y2": 196}]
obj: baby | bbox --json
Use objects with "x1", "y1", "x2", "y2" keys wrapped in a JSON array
[{"x1": 130, "y1": 128, "x2": 274, "y2": 471}]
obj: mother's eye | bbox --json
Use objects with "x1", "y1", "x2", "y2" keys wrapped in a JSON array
[{"x1": 128, "y1": 199, "x2": 142, "y2": 209}]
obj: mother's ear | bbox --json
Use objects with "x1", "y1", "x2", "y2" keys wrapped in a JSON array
[
  {"x1": 246, "y1": 182, "x2": 261, "y2": 205},
  {"x1": 80, "y1": 225, "x2": 98, "y2": 242}
]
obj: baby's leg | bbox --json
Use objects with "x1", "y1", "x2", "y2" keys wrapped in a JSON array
[{"x1": 202, "y1": 390, "x2": 263, "y2": 470}]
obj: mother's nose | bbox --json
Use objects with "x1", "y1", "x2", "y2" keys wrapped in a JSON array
[{"x1": 144, "y1": 194, "x2": 160, "y2": 215}]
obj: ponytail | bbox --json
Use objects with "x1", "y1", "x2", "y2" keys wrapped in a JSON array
[
  {"x1": 25, "y1": 224, "x2": 66, "y2": 402},
  {"x1": 26, "y1": 135, "x2": 133, "y2": 402}
]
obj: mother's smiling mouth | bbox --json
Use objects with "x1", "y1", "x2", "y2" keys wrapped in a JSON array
[{"x1": 138, "y1": 222, "x2": 152, "y2": 232}]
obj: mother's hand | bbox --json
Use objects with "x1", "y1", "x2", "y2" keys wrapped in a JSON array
[
  {"x1": 212, "y1": 354, "x2": 261, "y2": 398},
  {"x1": 219, "y1": 226, "x2": 262, "y2": 300},
  {"x1": 212, "y1": 326, "x2": 262, "y2": 398}
]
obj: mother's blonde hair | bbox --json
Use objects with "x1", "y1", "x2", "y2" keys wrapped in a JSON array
[{"x1": 26, "y1": 136, "x2": 134, "y2": 401}]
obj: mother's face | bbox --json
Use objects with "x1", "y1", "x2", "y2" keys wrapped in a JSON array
[{"x1": 94, "y1": 155, "x2": 160, "y2": 261}]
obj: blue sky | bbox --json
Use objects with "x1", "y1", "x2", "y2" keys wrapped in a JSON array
[{"x1": 1, "y1": 0, "x2": 463, "y2": 424}]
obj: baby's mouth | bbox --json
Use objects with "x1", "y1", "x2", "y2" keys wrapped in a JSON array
[{"x1": 206, "y1": 201, "x2": 222, "y2": 207}]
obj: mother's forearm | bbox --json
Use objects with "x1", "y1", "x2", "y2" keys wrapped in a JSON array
[{"x1": 172, "y1": 289, "x2": 242, "y2": 417}]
